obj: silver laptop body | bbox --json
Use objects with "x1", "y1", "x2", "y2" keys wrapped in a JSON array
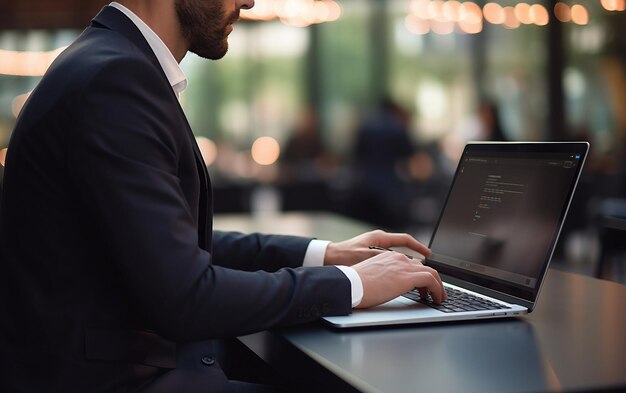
[{"x1": 324, "y1": 142, "x2": 589, "y2": 328}]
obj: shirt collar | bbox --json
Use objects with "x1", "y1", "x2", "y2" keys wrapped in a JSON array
[{"x1": 109, "y1": 2, "x2": 188, "y2": 96}]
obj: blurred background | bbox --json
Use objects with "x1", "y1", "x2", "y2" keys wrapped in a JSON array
[{"x1": 1, "y1": 0, "x2": 625, "y2": 282}]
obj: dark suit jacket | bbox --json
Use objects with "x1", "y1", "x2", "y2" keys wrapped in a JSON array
[{"x1": 0, "y1": 6, "x2": 351, "y2": 392}]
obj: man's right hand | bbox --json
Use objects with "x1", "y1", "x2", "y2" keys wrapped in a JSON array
[{"x1": 352, "y1": 251, "x2": 447, "y2": 309}]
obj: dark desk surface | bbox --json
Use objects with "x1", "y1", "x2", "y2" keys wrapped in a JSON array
[{"x1": 215, "y1": 212, "x2": 626, "y2": 393}]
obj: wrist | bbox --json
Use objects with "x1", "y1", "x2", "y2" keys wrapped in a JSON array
[{"x1": 324, "y1": 241, "x2": 341, "y2": 266}]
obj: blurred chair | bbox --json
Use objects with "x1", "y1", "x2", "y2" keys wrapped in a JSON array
[{"x1": 595, "y1": 198, "x2": 626, "y2": 280}]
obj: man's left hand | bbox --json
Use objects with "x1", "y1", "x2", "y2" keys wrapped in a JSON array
[{"x1": 323, "y1": 230, "x2": 431, "y2": 267}]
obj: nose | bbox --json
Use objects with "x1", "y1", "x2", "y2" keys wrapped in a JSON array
[{"x1": 238, "y1": 0, "x2": 255, "y2": 10}]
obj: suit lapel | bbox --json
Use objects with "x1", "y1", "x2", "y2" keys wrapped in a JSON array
[
  {"x1": 174, "y1": 113, "x2": 212, "y2": 252},
  {"x1": 91, "y1": 6, "x2": 213, "y2": 252},
  {"x1": 181, "y1": 117, "x2": 213, "y2": 252}
]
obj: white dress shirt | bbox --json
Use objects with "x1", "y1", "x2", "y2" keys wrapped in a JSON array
[{"x1": 109, "y1": 2, "x2": 363, "y2": 308}]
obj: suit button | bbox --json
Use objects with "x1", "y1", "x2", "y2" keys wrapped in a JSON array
[{"x1": 201, "y1": 356, "x2": 215, "y2": 366}]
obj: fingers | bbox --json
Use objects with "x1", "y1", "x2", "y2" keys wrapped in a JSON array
[
  {"x1": 411, "y1": 272, "x2": 443, "y2": 303},
  {"x1": 418, "y1": 287, "x2": 429, "y2": 300},
  {"x1": 425, "y1": 264, "x2": 447, "y2": 302},
  {"x1": 354, "y1": 251, "x2": 447, "y2": 309},
  {"x1": 370, "y1": 231, "x2": 431, "y2": 257},
  {"x1": 382, "y1": 252, "x2": 447, "y2": 303},
  {"x1": 326, "y1": 229, "x2": 430, "y2": 267},
  {"x1": 412, "y1": 265, "x2": 447, "y2": 303},
  {"x1": 368, "y1": 246, "x2": 425, "y2": 262}
]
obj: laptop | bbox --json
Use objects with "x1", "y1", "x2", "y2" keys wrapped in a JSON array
[{"x1": 324, "y1": 141, "x2": 589, "y2": 328}]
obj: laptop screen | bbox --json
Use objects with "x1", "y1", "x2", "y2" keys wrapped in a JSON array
[{"x1": 426, "y1": 142, "x2": 588, "y2": 303}]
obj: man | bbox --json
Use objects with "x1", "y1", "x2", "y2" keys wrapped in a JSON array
[{"x1": 0, "y1": 1, "x2": 446, "y2": 391}]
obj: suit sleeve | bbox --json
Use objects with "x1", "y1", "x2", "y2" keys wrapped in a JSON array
[
  {"x1": 211, "y1": 230, "x2": 313, "y2": 271},
  {"x1": 67, "y1": 55, "x2": 351, "y2": 341}
]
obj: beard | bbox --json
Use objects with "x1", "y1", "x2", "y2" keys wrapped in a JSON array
[{"x1": 175, "y1": 0, "x2": 239, "y2": 60}]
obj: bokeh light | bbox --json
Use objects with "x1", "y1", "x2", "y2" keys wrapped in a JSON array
[
  {"x1": 251, "y1": 136, "x2": 281, "y2": 166},
  {"x1": 0, "y1": 148, "x2": 7, "y2": 167},
  {"x1": 427, "y1": 0, "x2": 445, "y2": 21},
  {"x1": 195, "y1": 137, "x2": 218, "y2": 167},
  {"x1": 242, "y1": 0, "x2": 342, "y2": 27},
  {"x1": 503, "y1": 6, "x2": 521, "y2": 29},
  {"x1": 555, "y1": 2, "x2": 572, "y2": 22},
  {"x1": 410, "y1": 0, "x2": 431, "y2": 19},
  {"x1": 430, "y1": 19, "x2": 455, "y2": 34},
  {"x1": 0, "y1": 47, "x2": 66, "y2": 76},
  {"x1": 458, "y1": 17, "x2": 483, "y2": 34},
  {"x1": 483, "y1": 3, "x2": 505, "y2": 25},
  {"x1": 571, "y1": 4, "x2": 589, "y2": 25},
  {"x1": 514, "y1": 3, "x2": 533, "y2": 25},
  {"x1": 601, "y1": 0, "x2": 626, "y2": 11},
  {"x1": 459, "y1": 2, "x2": 482, "y2": 24},
  {"x1": 405, "y1": 14, "x2": 431, "y2": 35},
  {"x1": 442, "y1": 1, "x2": 462, "y2": 22},
  {"x1": 530, "y1": 4, "x2": 549, "y2": 26},
  {"x1": 11, "y1": 92, "x2": 31, "y2": 118},
  {"x1": 403, "y1": 0, "x2": 622, "y2": 34}
]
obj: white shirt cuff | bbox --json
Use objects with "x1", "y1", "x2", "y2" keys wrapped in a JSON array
[
  {"x1": 302, "y1": 239, "x2": 330, "y2": 267},
  {"x1": 302, "y1": 240, "x2": 363, "y2": 308},
  {"x1": 334, "y1": 265, "x2": 364, "y2": 308}
]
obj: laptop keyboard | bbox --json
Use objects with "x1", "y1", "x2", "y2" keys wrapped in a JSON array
[{"x1": 403, "y1": 287, "x2": 511, "y2": 313}]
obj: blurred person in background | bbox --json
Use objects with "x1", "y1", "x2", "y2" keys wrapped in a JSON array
[
  {"x1": 477, "y1": 99, "x2": 508, "y2": 142},
  {"x1": 351, "y1": 97, "x2": 416, "y2": 229},
  {"x1": 280, "y1": 105, "x2": 334, "y2": 181},
  {"x1": 0, "y1": 1, "x2": 446, "y2": 392},
  {"x1": 278, "y1": 105, "x2": 338, "y2": 211}
]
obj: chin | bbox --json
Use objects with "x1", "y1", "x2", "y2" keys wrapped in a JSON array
[
  {"x1": 198, "y1": 50, "x2": 228, "y2": 60},
  {"x1": 190, "y1": 42, "x2": 228, "y2": 60}
]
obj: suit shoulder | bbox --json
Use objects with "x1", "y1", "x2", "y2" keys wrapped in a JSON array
[
  {"x1": 48, "y1": 26, "x2": 161, "y2": 87},
  {"x1": 14, "y1": 26, "x2": 171, "y2": 136}
]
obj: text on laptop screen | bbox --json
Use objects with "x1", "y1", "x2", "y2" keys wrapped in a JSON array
[{"x1": 429, "y1": 150, "x2": 582, "y2": 291}]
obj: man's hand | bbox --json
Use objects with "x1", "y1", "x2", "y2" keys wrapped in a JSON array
[
  {"x1": 324, "y1": 230, "x2": 431, "y2": 267},
  {"x1": 352, "y1": 251, "x2": 447, "y2": 309}
]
